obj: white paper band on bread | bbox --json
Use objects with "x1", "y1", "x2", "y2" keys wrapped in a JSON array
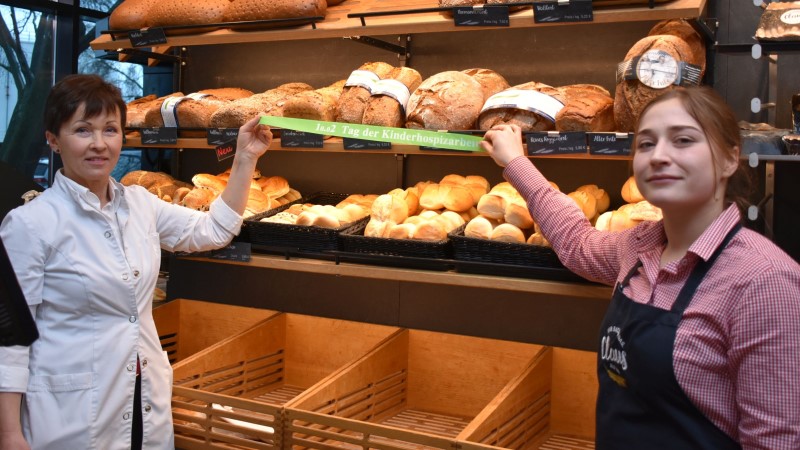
[
  {"x1": 480, "y1": 89, "x2": 565, "y2": 122},
  {"x1": 159, "y1": 93, "x2": 210, "y2": 128},
  {"x1": 344, "y1": 70, "x2": 381, "y2": 91},
  {"x1": 371, "y1": 79, "x2": 412, "y2": 113}
]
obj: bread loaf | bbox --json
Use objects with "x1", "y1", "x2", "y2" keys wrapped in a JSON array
[
  {"x1": 143, "y1": 90, "x2": 247, "y2": 129},
  {"x1": 282, "y1": 81, "x2": 344, "y2": 122},
  {"x1": 210, "y1": 83, "x2": 313, "y2": 128},
  {"x1": 648, "y1": 19, "x2": 706, "y2": 75},
  {"x1": 477, "y1": 81, "x2": 567, "y2": 132},
  {"x1": 555, "y1": 86, "x2": 616, "y2": 132},
  {"x1": 362, "y1": 67, "x2": 422, "y2": 128},
  {"x1": 148, "y1": 0, "x2": 228, "y2": 32},
  {"x1": 613, "y1": 35, "x2": 695, "y2": 132},
  {"x1": 461, "y1": 68, "x2": 510, "y2": 101},
  {"x1": 127, "y1": 93, "x2": 182, "y2": 128},
  {"x1": 336, "y1": 62, "x2": 395, "y2": 124},
  {"x1": 223, "y1": 0, "x2": 327, "y2": 23},
  {"x1": 405, "y1": 71, "x2": 484, "y2": 130},
  {"x1": 109, "y1": 0, "x2": 159, "y2": 30}
]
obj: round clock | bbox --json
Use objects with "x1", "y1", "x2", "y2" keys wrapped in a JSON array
[{"x1": 635, "y1": 49, "x2": 679, "y2": 89}]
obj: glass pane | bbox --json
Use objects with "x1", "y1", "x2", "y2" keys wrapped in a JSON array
[{"x1": 0, "y1": 5, "x2": 54, "y2": 189}]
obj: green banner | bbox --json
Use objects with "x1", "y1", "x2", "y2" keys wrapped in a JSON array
[{"x1": 259, "y1": 116, "x2": 484, "y2": 152}]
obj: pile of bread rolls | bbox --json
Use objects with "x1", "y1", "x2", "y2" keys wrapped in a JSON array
[
  {"x1": 364, "y1": 174, "x2": 490, "y2": 241},
  {"x1": 595, "y1": 176, "x2": 662, "y2": 232},
  {"x1": 260, "y1": 194, "x2": 375, "y2": 229},
  {"x1": 120, "y1": 169, "x2": 298, "y2": 217}
]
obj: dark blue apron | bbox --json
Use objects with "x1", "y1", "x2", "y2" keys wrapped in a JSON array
[{"x1": 596, "y1": 224, "x2": 742, "y2": 449}]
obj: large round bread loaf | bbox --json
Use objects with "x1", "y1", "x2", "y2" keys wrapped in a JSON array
[
  {"x1": 405, "y1": 71, "x2": 484, "y2": 130},
  {"x1": 648, "y1": 19, "x2": 706, "y2": 75},
  {"x1": 477, "y1": 81, "x2": 566, "y2": 132},
  {"x1": 223, "y1": 0, "x2": 327, "y2": 22},
  {"x1": 109, "y1": 0, "x2": 159, "y2": 30},
  {"x1": 336, "y1": 62, "x2": 394, "y2": 124},
  {"x1": 613, "y1": 34, "x2": 695, "y2": 132},
  {"x1": 461, "y1": 68, "x2": 510, "y2": 101},
  {"x1": 362, "y1": 66, "x2": 422, "y2": 128}
]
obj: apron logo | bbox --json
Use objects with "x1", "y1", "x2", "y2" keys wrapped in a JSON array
[{"x1": 601, "y1": 326, "x2": 628, "y2": 387}]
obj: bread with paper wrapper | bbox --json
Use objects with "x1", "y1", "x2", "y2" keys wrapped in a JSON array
[
  {"x1": 361, "y1": 66, "x2": 423, "y2": 128},
  {"x1": 337, "y1": 62, "x2": 396, "y2": 124},
  {"x1": 142, "y1": 88, "x2": 252, "y2": 130},
  {"x1": 477, "y1": 81, "x2": 566, "y2": 132}
]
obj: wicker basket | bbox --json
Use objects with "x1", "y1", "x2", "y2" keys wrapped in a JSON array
[
  {"x1": 242, "y1": 193, "x2": 365, "y2": 254},
  {"x1": 284, "y1": 329, "x2": 555, "y2": 450},
  {"x1": 152, "y1": 299, "x2": 278, "y2": 364},
  {"x1": 170, "y1": 313, "x2": 399, "y2": 449}
]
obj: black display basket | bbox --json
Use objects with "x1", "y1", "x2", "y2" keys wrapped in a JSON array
[
  {"x1": 241, "y1": 192, "x2": 364, "y2": 254},
  {"x1": 448, "y1": 224, "x2": 588, "y2": 282}
]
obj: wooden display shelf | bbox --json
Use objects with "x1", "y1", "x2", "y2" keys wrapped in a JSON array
[
  {"x1": 123, "y1": 134, "x2": 633, "y2": 160},
  {"x1": 90, "y1": 0, "x2": 706, "y2": 51},
  {"x1": 180, "y1": 253, "x2": 613, "y2": 299}
]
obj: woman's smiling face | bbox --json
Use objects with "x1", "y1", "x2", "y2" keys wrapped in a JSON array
[
  {"x1": 46, "y1": 104, "x2": 123, "y2": 193},
  {"x1": 632, "y1": 97, "x2": 727, "y2": 216}
]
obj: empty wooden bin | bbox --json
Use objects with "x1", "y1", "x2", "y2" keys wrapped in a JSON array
[
  {"x1": 169, "y1": 313, "x2": 399, "y2": 449},
  {"x1": 458, "y1": 347, "x2": 598, "y2": 450},
  {"x1": 284, "y1": 329, "x2": 547, "y2": 450},
  {"x1": 153, "y1": 298, "x2": 278, "y2": 364}
]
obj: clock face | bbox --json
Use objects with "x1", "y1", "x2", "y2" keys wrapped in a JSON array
[{"x1": 635, "y1": 50, "x2": 678, "y2": 89}]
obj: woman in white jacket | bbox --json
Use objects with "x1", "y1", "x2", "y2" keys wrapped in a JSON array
[{"x1": 0, "y1": 74, "x2": 272, "y2": 450}]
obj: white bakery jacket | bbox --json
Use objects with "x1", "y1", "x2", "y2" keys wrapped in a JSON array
[{"x1": 0, "y1": 170, "x2": 243, "y2": 449}]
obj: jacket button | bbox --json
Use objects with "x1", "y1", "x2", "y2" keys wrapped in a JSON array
[
  {"x1": 123, "y1": 412, "x2": 130, "y2": 420},
  {"x1": 129, "y1": 316, "x2": 137, "y2": 323},
  {"x1": 126, "y1": 363, "x2": 134, "y2": 372},
  {"x1": 122, "y1": 273, "x2": 129, "y2": 281},
  {"x1": 104, "y1": 231, "x2": 112, "y2": 239},
  {"x1": 133, "y1": 270, "x2": 140, "y2": 277},
  {"x1": 144, "y1": 405, "x2": 152, "y2": 413},
  {"x1": 142, "y1": 359, "x2": 148, "y2": 367}
]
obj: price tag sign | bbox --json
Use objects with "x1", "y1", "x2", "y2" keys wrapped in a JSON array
[
  {"x1": 454, "y1": 6, "x2": 510, "y2": 27},
  {"x1": 343, "y1": 137, "x2": 393, "y2": 150},
  {"x1": 128, "y1": 28, "x2": 167, "y2": 47},
  {"x1": 526, "y1": 132, "x2": 587, "y2": 155},
  {"x1": 534, "y1": 0, "x2": 593, "y2": 23},
  {"x1": 215, "y1": 141, "x2": 236, "y2": 161},
  {"x1": 183, "y1": 242, "x2": 252, "y2": 262},
  {"x1": 140, "y1": 127, "x2": 177, "y2": 145},
  {"x1": 207, "y1": 128, "x2": 239, "y2": 146},
  {"x1": 587, "y1": 132, "x2": 634, "y2": 156},
  {"x1": 280, "y1": 130, "x2": 324, "y2": 148}
]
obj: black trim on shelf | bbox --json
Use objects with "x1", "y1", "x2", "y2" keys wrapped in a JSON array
[
  {"x1": 716, "y1": 41, "x2": 800, "y2": 54},
  {"x1": 347, "y1": 2, "x2": 536, "y2": 26}
]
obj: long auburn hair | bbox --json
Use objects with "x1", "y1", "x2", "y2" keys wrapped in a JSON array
[{"x1": 635, "y1": 86, "x2": 753, "y2": 215}]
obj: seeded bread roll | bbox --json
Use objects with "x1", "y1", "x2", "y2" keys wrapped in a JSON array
[
  {"x1": 461, "y1": 68, "x2": 510, "y2": 101},
  {"x1": 406, "y1": 71, "x2": 484, "y2": 130},
  {"x1": 336, "y1": 62, "x2": 395, "y2": 124},
  {"x1": 223, "y1": 0, "x2": 327, "y2": 23},
  {"x1": 613, "y1": 34, "x2": 695, "y2": 132},
  {"x1": 210, "y1": 83, "x2": 313, "y2": 128},
  {"x1": 282, "y1": 81, "x2": 345, "y2": 122},
  {"x1": 648, "y1": 19, "x2": 706, "y2": 75},
  {"x1": 477, "y1": 81, "x2": 567, "y2": 132},
  {"x1": 362, "y1": 67, "x2": 423, "y2": 128},
  {"x1": 109, "y1": 0, "x2": 159, "y2": 30}
]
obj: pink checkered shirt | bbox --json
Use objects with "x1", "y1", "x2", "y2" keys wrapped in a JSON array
[{"x1": 504, "y1": 156, "x2": 800, "y2": 450}]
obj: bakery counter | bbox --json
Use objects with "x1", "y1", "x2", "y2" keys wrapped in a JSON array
[
  {"x1": 91, "y1": 0, "x2": 707, "y2": 51},
  {"x1": 166, "y1": 252, "x2": 613, "y2": 352}
]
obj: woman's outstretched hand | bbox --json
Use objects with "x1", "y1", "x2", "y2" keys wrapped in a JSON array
[
  {"x1": 480, "y1": 124, "x2": 525, "y2": 168},
  {"x1": 235, "y1": 115, "x2": 273, "y2": 163}
]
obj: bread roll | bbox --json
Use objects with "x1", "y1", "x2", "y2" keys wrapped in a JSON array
[
  {"x1": 362, "y1": 67, "x2": 423, "y2": 128},
  {"x1": 476, "y1": 193, "x2": 507, "y2": 220},
  {"x1": 465, "y1": 216, "x2": 494, "y2": 239},
  {"x1": 419, "y1": 184, "x2": 445, "y2": 211},
  {"x1": 388, "y1": 223, "x2": 417, "y2": 240},
  {"x1": 182, "y1": 188, "x2": 216, "y2": 211},
  {"x1": 192, "y1": 173, "x2": 227, "y2": 193},
  {"x1": 406, "y1": 71, "x2": 484, "y2": 130},
  {"x1": 490, "y1": 223, "x2": 525, "y2": 243},
  {"x1": 568, "y1": 190, "x2": 597, "y2": 219},
  {"x1": 527, "y1": 232, "x2": 550, "y2": 247},
  {"x1": 628, "y1": 200, "x2": 662, "y2": 221},
  {"x1": 621, "y1": 176, "x2": 644, "y2": 203},
  {"x1": 258, "y1": 175, "x2": 291, "y2": 198},
  {"x1": 364, "y1": 219, "x2": 392, "y2": 238},
  {"x1": 576, "y1": 184, "x2": 611, "y2": 214},
  {"x1": 337, "y1": 62, "x2": 395, "y2": 124},
  {"x1": 504, "y1": 201, "x2": 534, "y2": 230},
  {"x1": 614, "y1": 34, "x2": 696, "y2": 132},
  {"x1": 414, "y1": 220, "x2": 447, "y2": 241},
  {"x1": 371, "y1": 194, "x2": 409, "y2": 223},
  {"x1": 441, "y1": 184, "x2": 473, "y2": 212}
]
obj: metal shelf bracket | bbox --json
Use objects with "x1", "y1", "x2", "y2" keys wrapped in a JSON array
[{"x1": 344, "y1": 35, "x2": 412, "y2": 66}]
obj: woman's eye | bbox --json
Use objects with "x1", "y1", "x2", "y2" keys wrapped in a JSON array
[
  {"x1": 75, "y1": 127, "x2": 91, "y2": 136},
  {"x1": 674, "y1": 137, "x2": 695, "y2": 146},
  {"x1": 636, "y1": 140, "x2": 655, "y2": 150},
  {"x1": 104, "y1": 126, "x2": 120, "y2": 135}
]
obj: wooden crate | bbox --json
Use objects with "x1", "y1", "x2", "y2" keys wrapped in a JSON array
[
  {"x1": 284, "y1": 329, "x2": 547, "y2": 450},
  {"x1": 458, "y1": 347, "x2": 597, "y2": 450},
  {"x1": 169, "y1": 313, "x2": 400, "y2": 449},
  {"x1": 153, "y1": 298, "x2": 278, "y2": 364}
]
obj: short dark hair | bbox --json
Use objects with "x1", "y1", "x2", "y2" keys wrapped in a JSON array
[
  {"x1": 44, "y1": 74, "x2": 126, "y2": 135},
  {"x1": 636, "y1": 86, "x2": 753, "y2": 215}
]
